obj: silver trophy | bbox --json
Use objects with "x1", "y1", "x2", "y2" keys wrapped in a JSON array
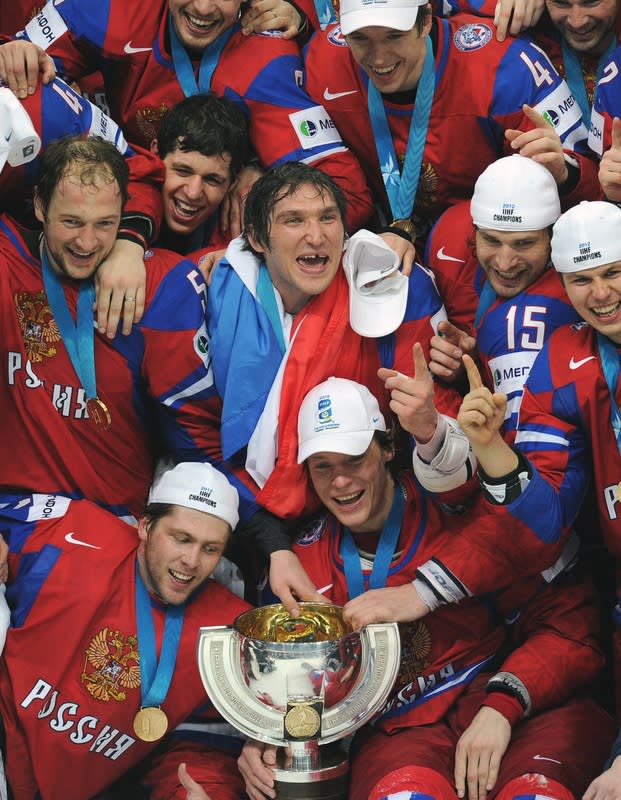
[{"x1": 197, "y1": 602, "x2": 400, "y2": 799}]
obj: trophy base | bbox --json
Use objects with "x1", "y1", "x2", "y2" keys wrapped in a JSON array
[{"x1": 272, "y1": 747, "x2": 349, "y2": 800}]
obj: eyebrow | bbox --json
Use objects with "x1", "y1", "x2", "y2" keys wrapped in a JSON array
[{"x1": 273, "y1": 204, "x2": 340, "y2": 221}]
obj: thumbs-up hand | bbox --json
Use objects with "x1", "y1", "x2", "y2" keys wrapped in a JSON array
[
  {"x1": 599, "y1": 117, "x2": 621, "y2": 201},
  {"x1": 378, "y1": 342, "x2": 438, "y2": 444},
  {"x1": 178, "y1": 763, "x2": 212, "y2": 800},
  {"x1": 429, "y1": 319, "x2": 477, "y2": 383},
  {"x1": 505, "y1": 103, "x2": 568, "y2": 185}
]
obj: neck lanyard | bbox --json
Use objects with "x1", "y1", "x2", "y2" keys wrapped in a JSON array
[
  {"x1": 339, "y1": 484, "x2": 404, "y2": 599},
  {"x1": 596, "y1": 332, "x2": 621, "y2": 451},
  {"x1": 562, "y1": 38, "x2": 616, "y2": 126},
  {"x1": 257, "y1": 262, "x2": 286, "y2": 354},
  {"x1": 474, "y1": 279, "x2": 497, "y2": 328},
  {"x1": 135, "y1": 560, "x2": 185, "y2": 708},
  {"x1": 367, "y1": 36, "x2": 435, "y2": 221},
  {"x1": 315, "y1": 0, "x2": 336, "y2": 28},
  {"x1": 40, "y1": 244, "x2": 97, "y2": 398},
  {"x1": 168, "y1": 13, "x2": 236, "y2": 96}
]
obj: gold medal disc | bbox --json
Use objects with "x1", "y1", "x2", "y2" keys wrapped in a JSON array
[
  {"x1": 86, "y1": 397, "x2": 112, "y2": 430},
  {"x1": 133, "y1": 706, "x2": 169, "y2": 742}
]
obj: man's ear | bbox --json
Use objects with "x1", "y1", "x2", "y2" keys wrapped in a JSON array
[
  {"x1": 246, "y1": 228, "x2": 267, "y2": 255},
  {"x1": 137, "y1": 517, "x2": 149, "y2": 543},
  {"x1": 150, "y1": 138, "x2": 159, "y2": 155},
  {"x1": 34, "y1": 192, "x2": 45, "y2": 225}
]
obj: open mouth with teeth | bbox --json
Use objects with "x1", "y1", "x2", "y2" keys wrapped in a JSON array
[
  {"x1": 372, "y1": 64, "x2": 398, "y2": 76},
  {"x1": 172, "y1": 197, "x2": 203, "y2": 220},
  {"x1": 67, "y1": 247, "x2": 97, "y2": 264},
  {"x1": 591, "y1": 301, "x2": 621, "y2": 319},
  {"x1": 169, "y1": 568, "x2": 194, "y2": 586},
  {"x1": 297, "y1": 254, "x2": 330, "y2": 271},
  {"x1": 183, "y1": 10, "x2": 220, "y2": 35},
  {"x1": 491, "y1": 268, "x2": 526, "y2": 285},
  {"x1": 333, "y1": 490, "x2": 364, "y2": 506}
]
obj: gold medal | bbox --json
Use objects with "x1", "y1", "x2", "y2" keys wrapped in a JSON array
[
  {"x1": 284, "y1": 703, "x2": 321, "y2": 739},
  {"x1": 133, "y1": 706, "x2": 169, "y2": 742},
  {"x1": 86, "y1": 397, "x2": 112, "y2": 430}
]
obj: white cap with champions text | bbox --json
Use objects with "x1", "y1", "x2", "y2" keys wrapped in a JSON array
[
  {"x1": 470, "y1": 155, "x2": 561, "y2": 232},
  {"x1": 339, "y1": 0, "x2": 428, "y2": 35},
  {"x1": 551, "y1": 201, "x2": 621, "y2": 274},
  {"x1": 297, "y1": 377, "x2": 386, "y2": 463},
  {"x1": 148, "y1": 461, "x2": 239, "y2": 530}
]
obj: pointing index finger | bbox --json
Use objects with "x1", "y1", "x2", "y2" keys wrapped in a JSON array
[
  {"x1": 463, "y1": 353, "x2": 483, "y2": 390},
  {"x1": 412, "y1": 341, "x2": 429, "y2": 380},
  {"x1": 522, "y1": 102, "x2": 549, "y2": 128},
  {"x1": 612, "y1": 117, "x2": 621, "y2": 150}
]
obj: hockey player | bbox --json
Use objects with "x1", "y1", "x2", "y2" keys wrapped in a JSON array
[
  {"x1": 372, "y1": 156, "x2": 575, "y2": 499},
  {"x1": 448, "y1": 201, "x2": 621, "y2": 720},
  {"x1": 302, "y1": 0, "x2": 599, "y2": 244},
  {"x1": 0, "y1": 77, "x2": 166, "y2": 339},
  {"x1": 0, "y1": 460, "x2": 251, "y2": 800},
  {"x1": 0, "y1": 134, "x2": 219, "y2": 518},
  {"x1": 0, "y1": 0, "x2": 375, "y2": 234},
  {"x1": 237, "y1": 377, "x2": 615, "y2": 800},
  {"x1": 424, "y1": 155, "x2": 579, "y2": 439},
  {"x1": 152, "y1": 93, "x2": 250, "y2": 255}
]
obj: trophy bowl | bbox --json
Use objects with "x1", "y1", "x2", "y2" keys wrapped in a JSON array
[{"x1": 198, "y1": 602, "x2": 401, "y2": 799}]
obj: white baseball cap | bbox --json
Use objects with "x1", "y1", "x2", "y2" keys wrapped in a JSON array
[
  {"x1": 148, "y1": 461, "x2": 239, "y2": 529},
  {"x1": 297, "y1": 377, "x2": 386, "y2": 463},
  {"x1": 339, "y1": 0, "x2": 427, "y2": 35},
  {"x1": 343, "y1": 229, "x2": 408, "y2": 338},
  {"x1": 0, "y1": 86, "x2": 41, "y2": 173},
  {"x1": 551, "y1": 201, "x2": 621, "y2": 274},
  {"x1": 470, "y1": 155, "x2": 560, "y2": 232}
]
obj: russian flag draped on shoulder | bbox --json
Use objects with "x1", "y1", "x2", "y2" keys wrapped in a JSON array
[{"x1": 207, "y1": 237, "x2": 388, "y2": 519}]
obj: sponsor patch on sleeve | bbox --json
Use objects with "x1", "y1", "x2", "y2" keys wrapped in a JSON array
[
  {"x1": 25, "y1": 3, "x2": 67, "y2": 49},
  {"x1": 289, "y1": 106, "x2": 343, "y2": 150},
  {"x1": 589, "y1": 107, "x2": 604, "y2": 156},
  {"x1": 533, "y1": 82, "x2": 583, "y2": 137}
]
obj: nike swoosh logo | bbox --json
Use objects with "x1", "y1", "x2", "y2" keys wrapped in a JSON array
[
  {"x1": 323, "y1": 88, "x2": 357, "y2": 101},
  {"x1": 124, "y1": 41, "x2": 152, "y2": 54},
  {"x1": 316, "y1": 583, "x2": 334, "y2": 594},
  {"x1": 533, "y1": 755, "x2": 562, "y2": 764},
  {"x1": 436, "y1": 247, "x2": 465, "y2": 263},
  {"x1": 4, "y1": 132, "x2": 12, "y2": 143},
  {"x1": 569, "y1": 355, "x2": 596, "y2": 370},
  {"x1": 65, "y1": 532, "x2": 101, "y2": 550}
]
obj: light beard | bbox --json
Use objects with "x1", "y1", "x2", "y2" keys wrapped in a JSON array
[{"x1": 44, "y1": 243, "x2": 105, "y2": 281}]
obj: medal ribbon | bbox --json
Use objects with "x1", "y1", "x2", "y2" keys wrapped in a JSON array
[
  {"x1": 561, "y1": 38, "x2": 616, "y2": 127},
  {"x1": 473, "y1": 279, "x2": 497, "y2": 329},
  {"x1": 339, "y1": 484, "x2": 405, "y2": 599},
  {"x1": 168, "y1": 13, "x2": 236, "y2": 96},
  {"x1": 257, "y1": 263, "x2": 286, "y2": 355},
  {"x1": 596, "y1": 332, "x2": 621, "y2": 453},
  {"x1": 367, "y1": 36, "x2": 435, "y2": 221},
  {"x1": 40, "y1": 245, "x2": 98, "y2": 400},
  {"x1": 315, "y1": 0, "x2": 336, "y2": 28},
  {"x1": 135, "y1": 561, "x2": 185, "y2": 708}
]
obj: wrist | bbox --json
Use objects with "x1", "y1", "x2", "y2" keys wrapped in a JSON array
[{"x1": 472, "y1": 434, "x2": 518, "y2": 478}]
